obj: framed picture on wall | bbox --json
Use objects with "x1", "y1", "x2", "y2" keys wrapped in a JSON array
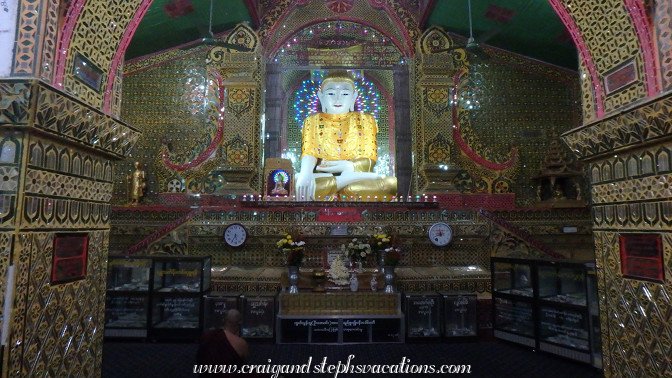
[
  {"x1": 51, "y1": 234, "x2": 89, "y2": 284},
  {"x1": 619, "y1": 233, "x2": 664, "y2": 282}
]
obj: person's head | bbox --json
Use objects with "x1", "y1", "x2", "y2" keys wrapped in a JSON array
[
  {"x1": 317, "y1": 70, "x2": 358, "y2": 114},
  {"x1": 224, "y1": 309, "x2": 243, "y2": 333}
]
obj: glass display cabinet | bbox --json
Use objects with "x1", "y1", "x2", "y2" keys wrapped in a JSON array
[
  {"x1": 153, "y1": 256, "x2": 211, "y2": 293},
  {"x1": 203, "y1": 292, "x2": 241, "y2": 330},
  {"x1": 105, "y1": 294, "x2": 149, "y2": 338},
  {"x1": 150, "y1": 295, "x2": 202, "y2": 340},
  {"x1": 404, "y1": 292, "x2": 441, "y2": 338},
  {"x1": 491, "y1": 258, "x2": 601, "y2": 367},
  {"x1": 149, "y1": 256, "x2": 212, "y2": 341},
  {"x1": 492, "y1": 258, "x2": 536, "y2": 347},
  {"x1": 536, "y1": 261, "x2": 601, "y2": 367},
  {"x1": 107, "y1": 256, "x2": 151, "y2": 292},
  {"x1": 441, "y1": 293, "x2": 478, "y2": 338},
  {"x1": 105, "y1": 256, "x2": 152, "y2": 338},
  {"x1": 104, "y1": 255, "x2": 212, "y2": 341},
  {"x1": 240, "y1": 292, "x2": 276, "y2": 339}
]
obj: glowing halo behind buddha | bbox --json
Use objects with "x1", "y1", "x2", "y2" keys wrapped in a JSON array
[{"x1": 294, "y1": 70, "x2": 397, "y2": 201}]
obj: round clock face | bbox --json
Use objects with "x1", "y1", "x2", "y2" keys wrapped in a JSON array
[
  {"x1": 223, "y1": 224, "x2": 247, "y2": 247},
  {"x1": 428, "y1": 222, "x2": 453, "y2": 247}
]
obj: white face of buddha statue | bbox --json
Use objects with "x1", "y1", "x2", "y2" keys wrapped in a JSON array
[{"x1": 317, "y1": 81, "x2": 357, "y2": 114}]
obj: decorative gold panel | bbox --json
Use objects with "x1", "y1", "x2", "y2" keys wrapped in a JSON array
[
  {"x1": 12, "y1": 0, "x2": 42, "y2": 75},
  {"x1": 10, "y1": 231, "x2": 107, "y2": 377},
  {"x1": 655, "y1": 0, "x2": 672, "y2": 91},
  {"x1": 62, "y1": 0, "x2": 141, "y2": 109},
  {"x1": 0, "y1": 81, "x2": 32, "y2": 125},
  {"x1": 279, "y1": 292, "x2": 399, "y2": 315},
  {"x1": 260, "y1": 0, "x2": 416, "y2": 59},
  {"x1": 0, "y1": 232, "x2": 12, "y2": 341},
  {"x1": 415, "y1": 28, "x2": 578, "y2": 203},
  {"x1": 563, "y1": 94, "x2": 672, "y2": 161},
  {"x1": 561, "y1": 0, "x2": 648, "y2": 117}
]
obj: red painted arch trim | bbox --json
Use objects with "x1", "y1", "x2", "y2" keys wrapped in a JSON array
[
  {"x1": 547, "y1": 0, "x2": 605, "y2": 118},
  {"x1": 625, "y1": 0, "x2": 660, "y2": 96},
  {"x1": 54, "y1": 0, "x2": 88, "y2": 89},
  {"x1": 103, "y1": 0, "x2": 153, "y2": 114}
]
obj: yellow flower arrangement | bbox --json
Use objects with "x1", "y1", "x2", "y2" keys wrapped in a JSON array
[
  {"x1": 370, "y1": 232, "x2": 392, "y2": 250},
  {"x1": 276, "y1": 233, "x2": 305, "y2": 266}
]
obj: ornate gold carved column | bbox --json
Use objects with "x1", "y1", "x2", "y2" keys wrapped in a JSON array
[
  {"x1": 206, "y1": 23, "x2": 263, "y2": 195},
  {"x1": 416, "y1": 27, "x2": 461, "y2": 193}
]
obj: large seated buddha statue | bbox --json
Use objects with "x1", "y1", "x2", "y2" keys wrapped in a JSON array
[{"x1": 295, "y1": 70, "x2": 397, "y2": 201}]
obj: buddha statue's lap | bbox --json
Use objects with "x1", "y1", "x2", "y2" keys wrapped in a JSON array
[
  {"x1": 295, "y1": 70, "x2": 397, "y2": 202},
  {"x1": 314, "y1": 171, "x2": 398, "y2": 201}
]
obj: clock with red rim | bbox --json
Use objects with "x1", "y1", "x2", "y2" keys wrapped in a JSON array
[
  {"x1": 428, "y1": 222, "x2": 453, "y2": 246},
  {"x1": 223, "y1": 223, "x2": 247, "y2": 247}
]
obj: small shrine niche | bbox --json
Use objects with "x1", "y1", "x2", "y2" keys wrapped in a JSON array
[{"x1": 533, "y1": 137, "x2": 585, "y2": 207}]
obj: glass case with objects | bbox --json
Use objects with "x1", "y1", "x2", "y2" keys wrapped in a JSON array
[
  {"x1": 153, "y1": 256, "x2": 211, "y2": 293},
  {"x1": 404, "y1": 292, "x2": 441, "y2": 338},
  {"x1": 536, "y1": 261, "x2": 599, "y2": 367},
  {"x1": 105, "y1": 256, "x2": 152, "y2": 338},
  {"x1": 105, "y1": 255, "x2": 212, "y2": 341},
  {"x1": 491, "y1": 258, "x2": 601, "y2": 367},
  {"x1": 150, "y1": 295, "x2": 202, "y2": 340},
  {"x1": 104, "y1": 294, "x2": 149, "y2": 338},
  {"x1": 240, "y1": 292, "x2": 276, "y2": 339},
  {"x1": 203, "y1": 292, "x2": 241, "y2": 330},
  {"x1": 493, "y1": 297, "x2": 535, "y2": 346},
  {"x1": 493, "y1": 260, "x2": 533, "y2": 297},
  {"x1": 107, "y1": 256, "x2": 151, "y2": 292},
  {"x1": 441, "y1": 293, "x2": 478, "y2": 338}
]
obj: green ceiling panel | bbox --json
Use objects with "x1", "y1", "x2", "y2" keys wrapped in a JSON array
[
  {"x1": 125, "y1": 0, "x2": 252, "y2": 60},
  {"x1": 426, "y1": 0, "x2": 577, "y2": 69},
  {"x1": 125, "y1": 0, "x2": 576, "y2": 70}
]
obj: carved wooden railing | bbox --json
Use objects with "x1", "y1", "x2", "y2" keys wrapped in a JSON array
[
  {"x1": 478, "y1": 208, "x2": 565, "y2": 259},
  {"x1": 124, "y1": 207, "x2": 204, "y2": 255}
]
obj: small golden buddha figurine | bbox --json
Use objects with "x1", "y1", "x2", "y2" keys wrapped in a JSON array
[
  {"x1": 295, "y1": 70, "x2": 397, "y2": 201},
  {"x1": 127, "y1": 161, "x2": 146, "y2": 205}
]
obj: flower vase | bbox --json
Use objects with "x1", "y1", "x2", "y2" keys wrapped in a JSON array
[
  {"x1": 383, "y1": 266, "x2": 396, "y2": 293},
  {"x1": 288, "y1": 265, "x2": 300, "y2": 294},
  {"x1": 370, "y1": 274, "x2": 378, "y2": 292},
  {"x1": 377, "y1": 249, "x2": 386, "y2": 271},
  {"x1": 349, "y1": 273, "x2": 359, "y2": 292}
]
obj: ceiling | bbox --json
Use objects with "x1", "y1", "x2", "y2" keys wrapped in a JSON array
[{"x1": 125, "y1": 0, "x2": 578, "y2": 70}]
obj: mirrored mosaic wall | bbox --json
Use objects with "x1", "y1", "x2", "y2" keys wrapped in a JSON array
[
  {"x1": 0, "y1": 81, "x2": 135, "y2": 377},
  {"x1": 564, "y1": 93, "x2": 672, "y2": 377},
  {"x1": 414, "y1": 28, "x2": 581, "y2": 205}
]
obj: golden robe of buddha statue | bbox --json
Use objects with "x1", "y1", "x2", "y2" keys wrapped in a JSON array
[{"x1": 295, "y1": 70, "x2": 397, "y2": 201}]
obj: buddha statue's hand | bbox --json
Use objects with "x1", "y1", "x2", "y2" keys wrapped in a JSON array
[
  {"x1": 316, "y1": 160, "x2": 354, "y2": 174},
  {"x1": 295, "y1": 171, "x2": 315, "y2": 201},
  {"x1": 296, "y1": 155, "x2": 318, "y2": 201}
]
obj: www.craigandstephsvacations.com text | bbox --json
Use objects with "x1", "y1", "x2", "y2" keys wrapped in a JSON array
[{"x1": 193, "y1": 354, "x2": 471, "y2": 376}]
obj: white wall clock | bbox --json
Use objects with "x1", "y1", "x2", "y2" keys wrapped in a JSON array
[
  {"x1": 428, "y1": 222, "x2": 453, "y2": 247},
  {"x1": 223, "y1": 223, "x2": 247, "y2": 248}
]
